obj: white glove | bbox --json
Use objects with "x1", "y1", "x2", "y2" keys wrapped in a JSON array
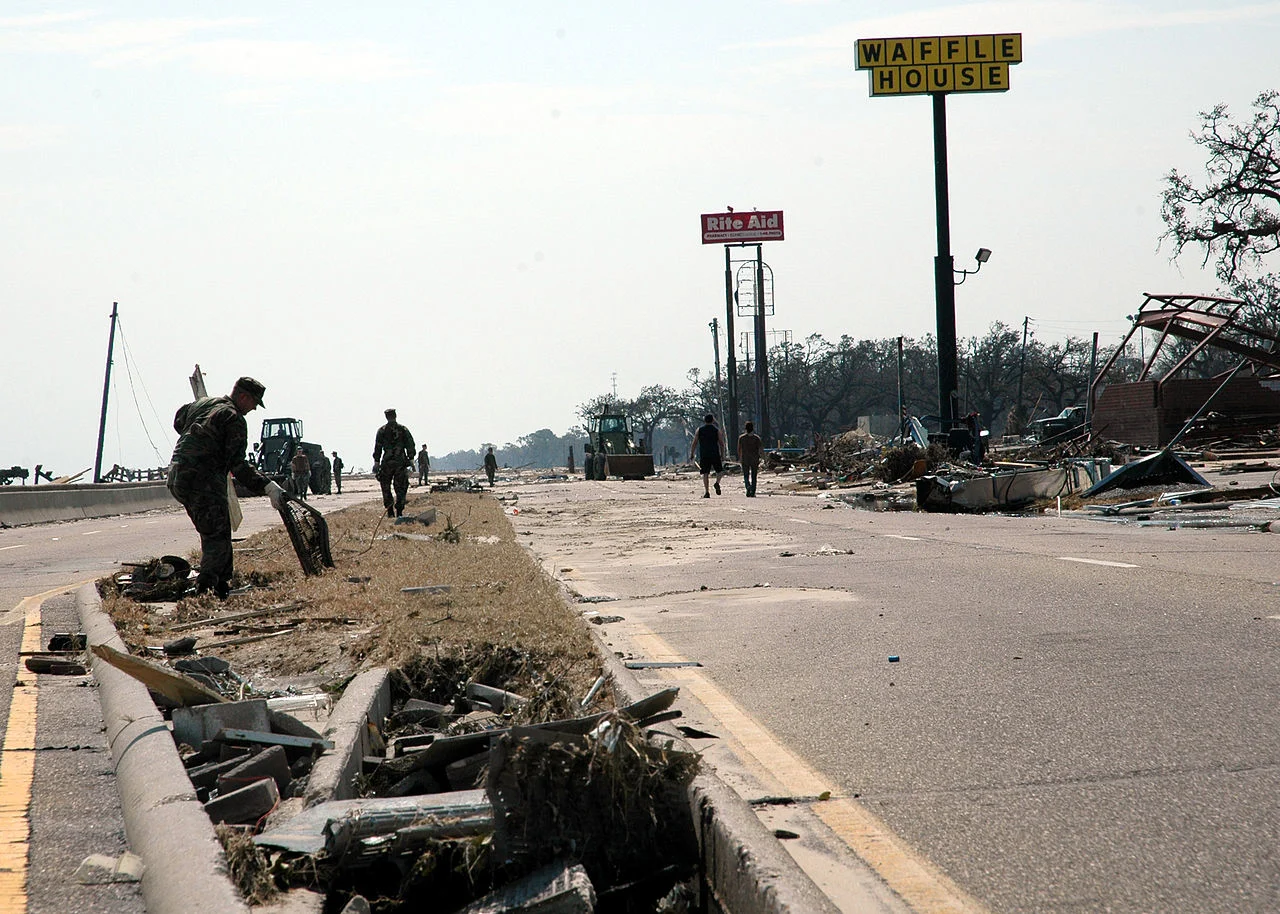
[{"x1": 264, "y1": 481, "x2": 287, "y2": 510}]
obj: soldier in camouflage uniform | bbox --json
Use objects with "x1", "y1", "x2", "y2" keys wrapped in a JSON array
[
  {"x1": 372, "y1": 408, "x2": 415, "y2": 517},
  {"x1": 167, "y1": 376, "x2": 286, "y2": 598}
]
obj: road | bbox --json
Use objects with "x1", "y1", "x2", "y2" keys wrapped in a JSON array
[
  {"x1": 509, "y1": 469, "x2": 1280, "y2": 914},
  {"x1": 0, "y1": 479, "x2": 382, "y2": 914}
]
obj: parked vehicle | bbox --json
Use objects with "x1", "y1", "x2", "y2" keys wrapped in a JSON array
[{"x1": 1031, "y1": 406, "x2": 1087, "y2": 443}]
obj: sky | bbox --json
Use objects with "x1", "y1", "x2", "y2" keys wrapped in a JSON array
[{"x1": 3, "y1": 0, "x2": 1278, "y2": 476}]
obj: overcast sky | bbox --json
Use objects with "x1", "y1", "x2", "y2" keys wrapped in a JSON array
[{"x1": 3, "y1": 0, "x2": 1277, "y2": 475}]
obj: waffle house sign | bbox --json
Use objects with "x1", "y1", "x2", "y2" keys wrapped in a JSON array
[{"x1": 856, "y1": 34, "x2": 1022, "y2": 96}]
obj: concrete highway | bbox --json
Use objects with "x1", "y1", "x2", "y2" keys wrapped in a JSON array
[{"x1": 510, "y1": 470, "x2": 1280, "y2": 914}]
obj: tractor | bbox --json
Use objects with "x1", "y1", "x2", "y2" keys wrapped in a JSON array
[
  {"x1": 255, "y1": 418, "x2": 331, "y2": 495},
  {"x1": 583, "y1": 412, "x2": 655, "y2": 480}
]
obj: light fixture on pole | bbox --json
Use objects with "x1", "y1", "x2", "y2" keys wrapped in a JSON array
[{"x1": 954, "y1": 247, "x2": 991, "y2": 285}]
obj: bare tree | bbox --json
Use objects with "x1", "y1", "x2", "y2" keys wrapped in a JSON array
[{"x1": 1162, "y1": 90, "x2": 1280, "y2": 285}]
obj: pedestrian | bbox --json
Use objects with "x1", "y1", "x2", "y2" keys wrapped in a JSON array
[
  {"x1": 737, "y1": 420, "x2": 763, "y2": 497},
  {"x1": 290, "y1": 445, "x2": 311, "y2": 500},
  {"x1": 373, "y1": 408, "x2": 415, "y2": 517},
  {"x1": 331, "y1": 451, "x2": 344, "y2": 494},
  {"x1": 483, "y1": 446, "x2": 498, "y2": 487},
  {"x1": 166, "y1": 376, "x2": 286, "y2": 599},
  {"x1": 689, "y1": 414, "x2": 725, "y2": 498},
  {"x1": 417, "y1": 444, "x2": 431, "y2": 487}
]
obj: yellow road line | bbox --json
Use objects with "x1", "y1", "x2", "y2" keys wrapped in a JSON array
[
  {"x1": 0, "y1": 585, "x2": 79, "y2": 914},
  {"x1": 628, "y1": 625, "x2": 988, "y2": 914}
]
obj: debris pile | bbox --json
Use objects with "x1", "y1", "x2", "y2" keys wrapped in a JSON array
[{"x1": 94, "y1": 587, "x2": 701, "y2": 913}]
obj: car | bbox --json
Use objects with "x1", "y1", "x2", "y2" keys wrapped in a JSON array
[{"x1": 1031, "y1": 406, "x2": 1087, "y2": 442}]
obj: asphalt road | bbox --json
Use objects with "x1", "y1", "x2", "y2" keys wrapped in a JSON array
[
  {"x1": 508, "y1": 468, "x2": 1280, "y2": 914},
  {"x1": 0, "y1": 479, "x2": 383, "y2": 914}
]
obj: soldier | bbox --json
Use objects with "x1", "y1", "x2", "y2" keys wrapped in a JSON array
[
  {"x1": 331, "y1": 451, "x2": 344, "y2": 494},
  {"x1": 167, "y1": 376, "x2": 286, "y2": 599},
  {"x1": 372, "y1": 408, "x2": 415, "y2": 517},
  {"x1": 483, "y1": 446, "x2": 498, "y2": 487},
  {"x1": 737, "y1": 420, "x2": 763, "y2": 497},
  {"x1": 290, "y1": 445, "x2": 311, "y2": 500},
  {"x1": 417, "y1": 444, "x2": 431, "y2": 487}
]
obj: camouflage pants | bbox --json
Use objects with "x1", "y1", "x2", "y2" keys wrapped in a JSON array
[
  {"x1": 167, "y1": 465, "x2": 233, "y2": 596},
  {"x1": 292, "y1": 469, "x2": 310, "y2": 500},
  {"x1": 378, "y1": 462, "x2": 409, "y2": 515}
]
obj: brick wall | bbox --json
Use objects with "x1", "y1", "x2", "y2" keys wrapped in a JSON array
[{"x1": 1093, "y1": 377, "x2": 1280, "y2": 446}]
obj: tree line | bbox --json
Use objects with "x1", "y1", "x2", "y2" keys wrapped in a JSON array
[{"x1": 433, "y1": 90, "x2": 1280, "y2": 471}]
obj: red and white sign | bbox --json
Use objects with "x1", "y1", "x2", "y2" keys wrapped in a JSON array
[{"x1": 700, "y1": 210, "x2": 785, "y2": 244}]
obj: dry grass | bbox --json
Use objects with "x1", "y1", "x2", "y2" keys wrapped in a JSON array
[{"x1": 102, "y1": 490, "x2": 603, "y2": 701}]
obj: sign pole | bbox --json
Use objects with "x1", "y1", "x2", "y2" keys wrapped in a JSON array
[
  {"x1": 932, "y1": 91, "x2": 959, "y2": 431},
  {"x1": 723, "y1": 245, "x2": 739, "y2": 455},
  {"x1": 754, "y1": 243, "x2": 770, "y2": 443}
]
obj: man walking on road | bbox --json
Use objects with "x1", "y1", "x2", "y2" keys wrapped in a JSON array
[
  {"x1": 331, "y1": 451, "x2": 344, "y2": 494},
  {"x1": 417, "y1": 444, "x2": 431, "y2": 487},
  {"x1": 167, "y1": 376, "x2": 286, "y2": 598},
  {"x1": 373, "y1": 408, "x2": 415, "y2": 517},
  {"x1": 690, "y1": 414, "x2": 725, "y2": 498},
  {"x1": 483, "y1": 447, "x2": 498, "y2": 487},
  {"x1": 738, "y1": 420, "x2": 763, "y2": 497}
]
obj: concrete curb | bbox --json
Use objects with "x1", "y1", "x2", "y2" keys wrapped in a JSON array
[
  {"x1": 1, "y1": 481, "x2": 176, "y2": 527},
  {"x1": 593, "y1": 644, "x2": 842, "y2": 914},
  {"x1": 304, "y1": 667, "x2": 391, "y2": 806},
  {"x1": 77, "y1": 583, "x2": 250, "y2": 914}
]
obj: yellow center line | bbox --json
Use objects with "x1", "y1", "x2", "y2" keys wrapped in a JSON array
[
  {"x1": 628, "y1": 624, "x2": 988, "y2": 914},
  {"x1": 0, "y1": 584, "x2": 85, "y2": 914}
]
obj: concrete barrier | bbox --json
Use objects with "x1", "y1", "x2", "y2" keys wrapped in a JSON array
[{"x1": 0, "y1": 481, "x2": 178, "y2": 527}]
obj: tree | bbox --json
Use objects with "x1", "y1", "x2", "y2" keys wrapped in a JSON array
[
  {"x1": 627, "y1": 384, "x2": 686, "y2": 453},
  {"x1": 1162, "y1": 90, "x2": 1280, "y2": 285}
]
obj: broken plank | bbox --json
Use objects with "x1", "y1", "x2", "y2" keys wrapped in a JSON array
[
  {"x1": 215, "y1": 728, "x2": 334, "y2": 752},
  {"x1": 199, "y1": 629, "x2": 296, "y2": 650},
  {"x1": 90, "y1": 643, "x2": 227, "y2": 707},
  {"x1": 165, "y1": 600, "x2": 309, "y2": 633}
]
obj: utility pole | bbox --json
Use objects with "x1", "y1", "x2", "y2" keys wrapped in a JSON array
[
  {"x1": 710, "y1": 319, "x2": 724, "y2": 431},
  {"x1": 1015, "y1": 316, "x2": 1029, "y2": 432},
  {"x1": 93, "y1": 302, "x2": 119, "y2": 484},
  {"x1": 896, "y1": 336, "x2": 905, "y2": 440},
  {"x1": 1086, "y1": 331, "x2": 1099, "y2": 432}
]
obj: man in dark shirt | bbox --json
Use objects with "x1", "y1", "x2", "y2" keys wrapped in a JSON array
[
  {"x1": 167, "y1": 376, "x2": 286, "y2": 598},
  {"x1": 331, "y1": 451, "x2": 344, "y2": 494},
  {"x1": 737, "y1": 420, "x2": 763, "y2": 497},
  {"x1": 373, "y1": 408, "x2": 415, "y2": 517},
  {"x1": 689, "y1": 414, "x2": 726, "y2": 498}
]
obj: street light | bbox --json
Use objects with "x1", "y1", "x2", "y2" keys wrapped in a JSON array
[{"x1": 954, "y1": 247, "x2": 992, "y2": 285}]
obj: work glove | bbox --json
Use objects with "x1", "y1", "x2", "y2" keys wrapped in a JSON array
[{"x1": 264, "y1": 480, "x2": 287, "y2": 510}]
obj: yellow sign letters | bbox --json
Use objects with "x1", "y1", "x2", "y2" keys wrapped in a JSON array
[{"x1": 856, "y1": 34, "x2": 1022, "y2": 97}]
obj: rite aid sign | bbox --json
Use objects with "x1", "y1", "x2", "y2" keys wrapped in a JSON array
[{"x1": 700, "y1": 210, "x2": 784, "y2": 244}]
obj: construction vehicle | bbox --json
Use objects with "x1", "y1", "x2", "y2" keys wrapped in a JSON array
[
  {"x1": 256, "y1": 418, "x2": 331, "y2": 494},
  {"x1": 583, "y1": 411, "x2": 655, "y2": 480}
]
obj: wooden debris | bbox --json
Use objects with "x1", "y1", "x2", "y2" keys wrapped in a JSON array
[
  {"x1": 90, "y1": 643, "x2": 227, "y2": 707},
  {"x1": 165, "y1": 600, "x2": 309, "y2": 633}
]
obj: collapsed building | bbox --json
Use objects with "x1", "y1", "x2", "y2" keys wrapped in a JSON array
[{"x1": 1091, "y1": 293, "x2": 1280, "y2": 447}]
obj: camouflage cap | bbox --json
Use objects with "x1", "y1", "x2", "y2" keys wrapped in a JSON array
[{"x1": 233, "y1": 376, "x2": 266, "y2": 407}]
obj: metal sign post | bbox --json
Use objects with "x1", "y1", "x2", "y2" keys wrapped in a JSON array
[
  {"x1": 856, "y1": 33, "x2": 1021, "y2": 430},
  {"x1": 702, "y1": 210, "x2": 785, "y2": 451}
]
